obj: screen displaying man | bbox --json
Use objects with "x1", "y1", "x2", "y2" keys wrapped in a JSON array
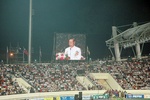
[{"x1": 65, "y1": 38, "x2": 81, "y2": 60}]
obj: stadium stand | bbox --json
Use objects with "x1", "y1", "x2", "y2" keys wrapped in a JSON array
[
  {"x1": 0, "y1": 65, "x2": 26, "y2": 96},
  {"x1": 0, "y1": 57, "x2": 150, "y2": 99}
]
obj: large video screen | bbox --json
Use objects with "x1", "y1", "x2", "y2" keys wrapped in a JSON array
[{"x1": 55, "y1": 33, "x2": 86, "y2": 60}]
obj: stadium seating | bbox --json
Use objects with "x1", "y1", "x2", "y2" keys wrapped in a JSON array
[{"x1": 0, "y1": 57, "x2": 150, "y2": 96}]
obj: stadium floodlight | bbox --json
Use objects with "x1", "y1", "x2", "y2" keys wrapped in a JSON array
[{"x1": 10, "y1": 53, "x2": 14, "y2": 57}]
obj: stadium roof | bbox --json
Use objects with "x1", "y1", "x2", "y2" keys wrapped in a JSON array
[{"x1": 106, "y1": 22, "x2": 150, "y2": 48}]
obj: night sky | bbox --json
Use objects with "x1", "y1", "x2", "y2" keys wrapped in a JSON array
[{"x1": 0, "y1": 0, "x2": 150, "y2": 62}]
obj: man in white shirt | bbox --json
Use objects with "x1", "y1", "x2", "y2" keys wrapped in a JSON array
[{"x1": 65, "y1": 38, "x2": 81, "y2": 60}]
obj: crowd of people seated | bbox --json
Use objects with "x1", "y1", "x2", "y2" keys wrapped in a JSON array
[
  {"x1": 116, "y1": 59, "x2": 150, "y2": 90},
  {"x1": 100, "y1": 58, "x2": 150, "y2": 90},
  {"x1": 0, "y1": 65, "x2": 26, "y2": 96},
  {"x1": 0, "y1": 57, "x2": 150, "y2": 96},
  {"x1": 16, "y1": 63, "x2": 86, "y2": 92}
]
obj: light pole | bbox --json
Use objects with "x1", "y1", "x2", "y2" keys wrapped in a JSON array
[{"x1": 28, "y1": 0, "x2": 32, "y2": 65}]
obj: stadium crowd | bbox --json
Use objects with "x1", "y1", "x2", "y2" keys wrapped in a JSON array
[
  {"x1": 0, "y1": 57, "x2": 150, "y2": 96},
  {"x1": 16, "y1": 63, "x2": 87, "y2": 92},
  {"x1": 0, "y1": 65, "x2": 26, "y2": 96},
  {"x1": 100, "y1": 58, "x2": 150, "y2": 90}
]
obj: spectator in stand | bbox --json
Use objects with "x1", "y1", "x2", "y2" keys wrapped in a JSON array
[{"x1": 0, "y1": 64, "x2": 26, "y2": 96}]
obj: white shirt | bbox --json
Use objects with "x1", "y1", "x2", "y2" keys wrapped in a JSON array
[{"x1": 65, "y1": 46, "x2": 81, "y2": 60}]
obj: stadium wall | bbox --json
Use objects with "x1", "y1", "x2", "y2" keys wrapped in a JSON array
[{"x1": 0, "y1": 90, "x2": 106, "y2": 100}]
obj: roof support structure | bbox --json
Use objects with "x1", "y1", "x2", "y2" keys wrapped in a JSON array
[
  {"x1": 112, "y1": 26, "x2": 121, "y2": 61},
  {"x1": 133, "y1": 22, "x2": 141, "y2": 59},
  {"x1": 106, "y1": 22, "x2": 150, "y2": 61}
]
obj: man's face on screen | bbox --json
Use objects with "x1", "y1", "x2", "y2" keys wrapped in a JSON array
[{"x1": 69, "y1": 39, "x2": 75, "y2": 48}]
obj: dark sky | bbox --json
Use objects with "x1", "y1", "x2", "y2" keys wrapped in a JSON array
[{"x1": 0, "y1": 0, "x2": 150, "y2": 62}]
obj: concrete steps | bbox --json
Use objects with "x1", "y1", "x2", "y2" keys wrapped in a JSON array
[
  {"x1": 76, "y1": 76, "x2": 94, "y2": 90},
  {"x1": 98, "y1": 79, "x2": 111, "y2": 90}
]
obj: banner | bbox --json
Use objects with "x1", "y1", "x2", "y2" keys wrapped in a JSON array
[
  {"x1": 44, "y1": 97, "x2": 53, "y2": 100},
  {"x1": 144, "y1": 95, "x2": 150, "y2": 99},
  {"x1": 67, "y1": 96, "x2": 74, "y2": 100},
  {"x1": 92, "y1": 94, "x2": 109, "y2": 99},
  {"x1": 125, "y1": 94, "x2": 133, "y2": 99},
  {"x1": 56, "y1": 96, "x2": 61, "y2": 100},
  {"x1": 29, "y1": 98, "x2": 44, "y2": 100},
  {"x1": 82, "y1": 95, "x2": 91, "y2": 100},
  {"x1": 60, "y1": 96, "x2": 74, "y2": 100},
  {"x1": 126, "y1": 94, "x2": 144, "y2": 99},
  {"x1": 61, "y1": 96, "x2": 67, "y2": 100}
]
